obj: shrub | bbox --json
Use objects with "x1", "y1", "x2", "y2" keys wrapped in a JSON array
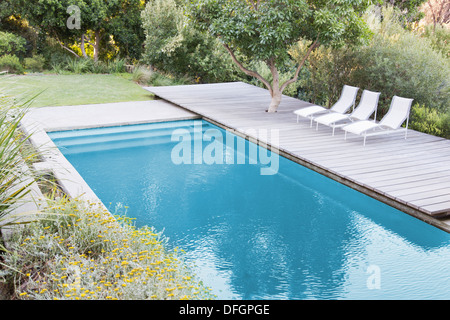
[
  {"x1": 24, "y1": 55, "x2": 45, "y2": 72},
  {"x1": 65, "y1": 57, "x2": 91, "y2": 74},
  {"x1": 409, "y1": 104, "x2": 448, "y2": 138},
  {"x1": 0, "y1": 100, "x2": 39, "y2": 242},
  {"x1": 89, "y1": 61, "x2": 109, "y2": 74},
  {"x1": 50, "y1": 62, "x2": 67, "y2": 75},
  {"x1": 107, "y1": 58, "x2": 127, "y2": 74},
  {"x1": 291, "y1": 5, "x2": 449, "y2": 121},
  {"x1": 290, "y1": 41, "x2": 359, "y2": 107},
  {"x1": 147, "y1": 71, "x2": 192, "y2": 86},
  {"x1": 0, "y1": 54, "x2": 24, "y2": 74},
  {"x1": 131, "y1": 65, "x2": 153, "y2": 84},
  {"x1": 0, "y1": 31, "x2": 26, "y2": 56},
  {"x1": 350, "y1": 7, "x2": 449, "y2": 114},
  {"x1": 421, "y1": 24, "x2": 450, "y2": 58},
  {"x1": 442, "y1": 112, "x2": 450, "y2": 139},
  {"x1": 0, "y1": 196, "x2": 214, "y2": 300}
]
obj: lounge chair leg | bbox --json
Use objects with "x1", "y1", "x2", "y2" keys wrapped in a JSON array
[
  {"x1": 332, "y1": 127, "x2": 335, "y2": 137},
  {"x1": 363, "y1": 134, "x2": 367, "y2": 146},
  {"x1": 296, "y1": 115, "x2": 299, "y2": 123},
  {"x1": 310, "y1": 117, "x2": 313, "y2": 128},
  {"x1": 344, "y1": 131, "x2": 347, "y2": 140},
  {"x1": 316, "y1": 122, "x2": 319, "y2": 131}
]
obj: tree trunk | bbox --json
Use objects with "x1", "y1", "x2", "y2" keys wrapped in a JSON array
[
  {"x1": 80, "y1": 34, "x2": 88, "y2": 58},
  {"x1": 268, "y1": 89, "x2": 282, "y2": 113},
  {"x1": 93, "y1": 30, "x2": 100, "y2": 62},
  {"x1": 267, "y1": 59, "x2": 281, "y2": 113}
]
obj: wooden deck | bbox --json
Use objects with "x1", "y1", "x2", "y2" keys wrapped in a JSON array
[{"x1": 144, "y1": 82, "x2": 450, "y2": 232}]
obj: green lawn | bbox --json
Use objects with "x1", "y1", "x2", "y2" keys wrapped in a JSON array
[{"x1": 0, "y1": 74, "x2": 154, "y2": 108}]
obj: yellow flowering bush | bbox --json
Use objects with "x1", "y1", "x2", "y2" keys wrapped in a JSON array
[{"x1": 0, "y1": 197, "x2": 214, "y2": 300}]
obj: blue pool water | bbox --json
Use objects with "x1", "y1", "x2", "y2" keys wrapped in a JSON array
[{"x1": 48, "y1": 120, "x2": 450, "y2": 300}]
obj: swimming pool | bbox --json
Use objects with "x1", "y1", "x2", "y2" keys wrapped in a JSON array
[{"x1": 48, "y1": 119, "x2": 450, "y2": 300}]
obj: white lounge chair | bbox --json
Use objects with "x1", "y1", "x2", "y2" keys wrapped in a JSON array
[
  {"x1": 314, "y1": 89, "x2": 381, "y2": 136},
  {"x1": 342, "y1": 95, "x2": 414, "y2": 146},
  {"x1": 294, "y1": 85, "x2": 359, "y2": 127}
]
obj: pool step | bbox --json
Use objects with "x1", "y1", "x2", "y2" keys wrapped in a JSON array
[
  {"x1": 49, "y1": 119, "x2": 204, "y2": 139},
  {"x1": 49, "y1": 120, "x2": 218, "y2": 154}
]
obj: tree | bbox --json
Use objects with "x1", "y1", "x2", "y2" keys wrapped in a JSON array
[
  {"x1": 187, "y1": 0, "x2": 373, "y2": 112},
  {"x1": 141, "y1": 0, "x2": 238, "y2": 82},
  {"x1": 107, "y1": 0, "x2": 147, "y2": 61},
  {"x1": 5, "y1": 0, "x2": 146, "y2": 61}
]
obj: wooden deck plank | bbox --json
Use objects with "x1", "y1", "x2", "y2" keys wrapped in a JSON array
[
  {"x1": 378, "y1": 176, "x2": 450, "y2": 193},
  {"x1": 350, "y1": 164, "x2": 450, "y2": 182},
  {"x1": 394, "y1": 186, "x2": 450, "y2": 200},
  {"x1": 411, "y1": 194, "x2": 450, "y2": 207},
  {"x1": 368, "y1": 171, "x2": 450, "y2": 188},
  {"x1": 339, "y1": 161, "x2": 450, "y2": 178},
  {"x1": 307, "y1": 141, "x2": 450, "y2": 164},
  {"x1": 389, "y1": 183, "x2": 450, "y2": 198},
  {"x1": 327, "y1": 154, "x2": 450, "y2": 173},
  {"x1": 422, "y1": 202, "x2": 450, "y2": 215},
  {"x1": 336, "y1": 158, "x2": 450, "y2": 177},
  {"x1": 145, "y1": 82, "x2": 450, "y2": 231}
]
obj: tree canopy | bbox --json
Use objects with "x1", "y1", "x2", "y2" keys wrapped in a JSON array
[
  {"x1": 4, "y1": 0, "x2": 146, "y2": 61},
  {"x1": 188, "y1": 0, "x2": 374, "y2": 112}
]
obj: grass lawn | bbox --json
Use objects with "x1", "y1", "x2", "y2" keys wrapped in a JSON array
[{"x1": 0, "y1": 74, "x2": 154, "y2": 108}]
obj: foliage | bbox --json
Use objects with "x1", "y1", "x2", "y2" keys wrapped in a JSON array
[
  {"x1": 147, "y1": 71, "x2": 193, "y2": 87},
  {"x1": 0, "y1": 31, "x2": 26, "y2": 57},
  {"x1": 379, "y1": 0, "x2": 427, "y2": 24},
  {"x1": 5, "y1": 0, "x2": 146, "y2": 61},
  {"x1": 350, "y1": 6, "x2": 449, "y2": 114},
  {"x1": 65, "y1": 57, "x2": 92, "y2": 74},
  {"x1": 290, "y1": 41, "x2": 359, "y2": 107},
  {"x1": 107, "y1": 58, "x2": 127, "y2": 74},
  {"x1": 106, "y1": 0, "x2": 147, "y2": 60},
  {"x1": 4, "y1": 0, "x2": 77, "y2": 55},
  {"x1": 0, "y1": 196, "x2": 214, "y2": 300},
  {"x1": 49, "y1": 57, "x2": 128, "y2": 75},
  {"x1": 0, "y1": 100, "x2": 38, "y2": 233},
  {"x1": 409, "y1": 104, "x2": 450, "y2": 138},
  {"x1": 24, "y1": 55, "x2": 46, "y2": 72},
  {"x1": 131, "y1": 65, "x2": 153, "y2": 85},
  {"x1": 189, "y1": 0, "x2": 372, "y2": 64},
  {"x1": 421, "y1": 24, "x2": 450, "y2": 58},
  {"x1": 0, "y1": 54, "x2": 24, "y2": 74},
  {"x1": 0, "y1": 1, "x2": 14, "y2": 28},
  {"x1": 292, "y1": 6, "x2": 449, "y2": 119},
  {"x1": 442, "y1": 112, "x2": 450, "y2": 139},
  {"x1": 141, "y1": 0, "x2": 238, "y2": 83}
]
